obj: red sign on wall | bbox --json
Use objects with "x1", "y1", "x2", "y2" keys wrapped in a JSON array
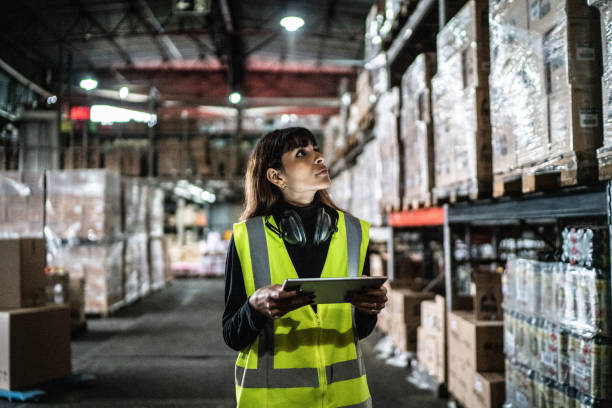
[{"x1": 70, "y1": 106, "x2": 90, "y2": 120}]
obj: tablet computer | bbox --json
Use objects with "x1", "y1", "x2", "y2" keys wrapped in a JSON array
[{"x1": 281, "y1": 276, "x2": 387, "y2": 304}]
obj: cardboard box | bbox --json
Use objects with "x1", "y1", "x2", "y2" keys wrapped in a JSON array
[
  {"x1": 417, "y1": 325, "x2": 446, "y2": 384},
  {"x1": 390, "y1": 320, "x2": 419, "y2": 352},
  {"x1": 369, "y1": 253, "x2": 386, "y2": 277},
  {"x1": 474, "y1": 272, "x2": 503, "y2": 321},
  {"x1": 448, "y1": 310, "x2": 505, "y2": 372},
  {"x1": 548, "y1": 83, "x2": 603, "y2": 156},
  {"x1": 0, "y1": 305, "x2": 71, "y2": 390},
  {"x1": 391, "y1": 288, "x2": 436, "y2": 325},
  {"x1": 0, "y1": 238, "x2": 46, "y2": 309},
  {"x1": 421, "y1": 295, "x2": 446, "y2": 335},
  {"x1": 471, "y1": 371, "x2": 506, "y2": 408},
  {"x1": 528, "y1": 0, "x2": 596, "y2": 33}
]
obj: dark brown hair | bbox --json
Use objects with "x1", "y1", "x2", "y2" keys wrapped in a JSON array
[{"x1": 240, "y1": 127, "x2": 341, "y2": 220}]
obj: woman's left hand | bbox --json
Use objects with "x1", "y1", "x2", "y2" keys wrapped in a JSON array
[{"x1": 345, "y1": 285, "x2": 388, "y2": 315}]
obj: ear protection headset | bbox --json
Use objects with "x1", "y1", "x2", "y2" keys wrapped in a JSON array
[{"x1": 265, "y1": 207, "x2": 338, "y2": 247}]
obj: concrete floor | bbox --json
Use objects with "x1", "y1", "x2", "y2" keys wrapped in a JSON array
[{"x1": 1, "y1": 279, "x2": 448, "y2": 407}]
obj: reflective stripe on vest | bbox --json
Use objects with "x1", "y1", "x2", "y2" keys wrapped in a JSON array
[{"x1": 238, "y1": 212, "x2": 366, "y2": 388}]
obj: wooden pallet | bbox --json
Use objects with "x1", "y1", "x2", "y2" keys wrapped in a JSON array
[
  {"x1": 432, "y1": 179, "x2": 492, "y2": 205},
  {"x1": 521, "y1": 151, "x2": 598, "y2": 194},
  {"x1": 493, "y1": 169, "x2": 522, "y2": 198},
  {"x1": 402, "y1": 193, "x2": 433, "y2": 211}
]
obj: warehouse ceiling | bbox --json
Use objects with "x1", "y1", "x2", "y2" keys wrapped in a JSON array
[{"x1": 0, "y1": 0, "x2": 373, "y2": 114}]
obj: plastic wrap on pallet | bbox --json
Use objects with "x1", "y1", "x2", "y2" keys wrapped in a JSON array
[
  {"x1": 122, "y1": 178, "x2": 147, "y2": 234},
  {"x1": 401, "y1": 53, "x2": 436, "y2": 206},
  {"x1": 323, "y1": 115, "x2": 343, "y2": 162},
  {"x1": 47, "y1": 240, "x2": 124, "y2": 315},
  {"x1": 375, "y1": 87, "x2": 401, "y2": 211},
  {"x1": 149, "y1": 238, "x2": 166, "y2": 291},
  {"x1": 0, "y1": 171, "x2": 44, "y2": 238},
  {"x1": 46, "y1": 170, "x2": 122, "y2": 241},
  {"x1": 490, "y1": 0, "x2": 602, "y2": 178},
  {"x1": 351, "y1": 139, "x2": 383, "y2": 226},
  {"x1": 148, "y1": 187, "x2": 165, "y2": 237},
  {"x1": 329, "y1": 169, "x2": 352, "y2": 213},
  {"x1": 562, "y1": 227, "x2": 609, "y2": 270},
  {"x1": 432, "y1": 3, "x2": 492, "y2": 193}
]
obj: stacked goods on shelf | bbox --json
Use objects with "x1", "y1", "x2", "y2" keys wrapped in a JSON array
[
  {"x1": 364, "y1": 3, "x2": 383, "y2": 62},
  {"x1": 323, "y1": 116, "x2": 343, "y2": 163},
  {"x1": 447, "y1": 310, "x2": 505, "y2": 408},
  {"x1": 122, "y1": 178, "x2": 151, "y2": 301},
  {"x1": 432, "y1": 0, "x2": 492, "y2": 203},
  {"x1": 375, "y1": 87, "x2": 401, "y2": 213},
  {"x1": 46, "y1": 170, "x2": 124, "y2": 316},
  {"x1": 417, "y1": 295, "x2": 446, "y2": 384},
  {"x1": 355, "y1": 69, "x2": 375, "y2": 129},
  {"x1": 65, "y1": 138, "x2": 101, "y2": 170},
  {"x1": 0, "y1": 171, "x2": 44, "y2": 238},
  {"x1": 351, "y1": 139, "x2": 383, "y2": 226},
  {"x1": 156, "y1": 137, "x2": 182, "y2": 177},
  {"x1": 188, "y1": 134, "x2": 211, "y2": 176},
  {"x1": 103, "y1": 141, "x2": 146, "y2": 176},
  {"x1": 490, "y1": 0, "x2": 602, "y2": 195},
  {"x1": 591, "y1": 0, "x2": 612, "y2": 179},
  {"x1": 400, "y1": 53, "x2": 436, "y2": 209},
  {"x1": 147, "y1": 187, "x2": 168, "y2": 290},
  {"x1": 329, "y1": 170, "x2": 352, "y2": 213},
  {"x1": 0, "y1": 238, "x2": 72, "y2": 390},
  {"x1": 503, "y1": 228, "x2": 612, "y2": 407}
]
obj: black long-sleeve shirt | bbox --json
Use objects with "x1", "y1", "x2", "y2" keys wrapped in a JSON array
[{"x1": 222, "y1": 200, "x2": 377, "y2": 351}]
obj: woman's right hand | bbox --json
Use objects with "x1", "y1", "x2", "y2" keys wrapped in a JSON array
[{"x1": 248, "y1": 284, "x2": 314, "y2": 319}]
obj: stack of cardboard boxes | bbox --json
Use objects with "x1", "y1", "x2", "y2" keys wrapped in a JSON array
[
  {"x1": 431, "y1": 0, "x2": 493, "y2": 202},
  {"x1": 401, "y1": 53, "x2": 436, "y2": 209},
  {"x1": 0, "y1": 238, "x2": 72, "y2": 391},
  {"x1": 375, "y1": 87, "x2": 402, "y2": 213},
  {"x1": 0, "y1": 172, "x2": 44, "y2": 237},
  {"x1": 147, "y1": 187, "x2": 169, "y2": 290},
  {"x1": 122, "y1": 178, "x2": 150, "y2": 302},
  {"x1": 417, "y1": 295, "x2": 446, "y2": 384},
  {"x1": 382, "y1": 284, "x2": 435, "y2": 352},
  {"x1": 46, "y1": 170, "x2": 124, "y2": 316},
  {"x1": 490, "y1": 0, "x2": 603, "y2": 193},
  {"x1": 447, "y1": 311, "x2": 505, "y2": 408}
]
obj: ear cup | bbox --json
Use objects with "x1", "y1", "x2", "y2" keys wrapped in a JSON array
[
  {"x1": 279, "y1": 209, "x2": 307, "y2": 246},
  {"x1": 313, "y1": 208, "x2": 337, "y2": 246}
]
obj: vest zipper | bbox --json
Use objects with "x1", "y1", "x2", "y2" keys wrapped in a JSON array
[{"x1": 313, "y1": 312, "x2": 327, "y2": 407}]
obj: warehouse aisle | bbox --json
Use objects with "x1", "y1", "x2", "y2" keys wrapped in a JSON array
[{"x1": 1, "y1": 280, "x2": 447, "y2": 407}]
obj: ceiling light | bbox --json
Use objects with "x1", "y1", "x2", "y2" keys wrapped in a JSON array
[
  {"x1": 46, "y1": 95, "x2": 58, "y2": 104},
  {"x1": 229, "y1": 92, "x2": 242, "y2": 104},
  {"x1": 79, "y1": 78, "x2": 98, "y2": 91},
  {"x1": 90, "y1": 105, "x2": 155, "y2": 124},
  {"x1": 280, "y1": 16, "x2": 304, "y2": 32},
  {"x1": 119, "y1": 86, "x2": 129, "y2": 99}
]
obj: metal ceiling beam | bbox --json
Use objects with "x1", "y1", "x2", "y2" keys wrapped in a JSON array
[
  {"x1": 136, "y1": 0, "x2": 183, "y2": 60},
  {"x1": 188, "y1": 33, "x2": 214, "y2": 59},
  {"x1": 17, "y1": 1, "x2": 98, "y2": 72},
  {"x1": 216, "y1": 0, "x2": 245, "y2": 92},
  {"x1": 71, "y1": 0, "x2": 134, "y2": 66},
  {"x1": 317, "y1": 0, "x2": 338, "y2": 64}
]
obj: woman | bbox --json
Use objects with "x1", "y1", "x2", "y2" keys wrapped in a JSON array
[{"x1": 222, "y1": 127, "x2": 388, "y2": 407}]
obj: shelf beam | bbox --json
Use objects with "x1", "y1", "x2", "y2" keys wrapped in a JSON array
[
  {"x1": 386, "y1": 0, "x2": 436, "y2": 66},
  {"x1": 448, "y1": 184, "x2": 608, "y2": 224}
]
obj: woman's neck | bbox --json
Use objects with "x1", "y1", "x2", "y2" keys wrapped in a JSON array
[{"x1": 281, "y1": 191, "x2": 316, "y2": 207}]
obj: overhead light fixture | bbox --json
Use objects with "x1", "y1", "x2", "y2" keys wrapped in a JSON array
[
  {"x1": 280, "y1": 16, "x2": 304, "y2": 32},
  {"x1": 46, "y1": 95, "x2": 58, "y2": 105},
  {"x1": 90, "y1": 105, "x2": 156, "y2": 125},
  {"x1": 229, "y1": 92, "x2": 242, "y2": 104},
  {"x1": 79, "y1": 77, "x2": 98, "y2": 91},
  {"x1": 119, "y1": 86, "x2": 130, "y2": 99}
]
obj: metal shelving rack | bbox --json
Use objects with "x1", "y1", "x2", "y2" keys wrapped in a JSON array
[{"x1": 443, "y1": 182, "x2": 612, "y2": 312}]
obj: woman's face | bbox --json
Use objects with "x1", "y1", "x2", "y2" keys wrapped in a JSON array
[{"x1": 278, "y1": 143, "x2": 331, "y2": 195}]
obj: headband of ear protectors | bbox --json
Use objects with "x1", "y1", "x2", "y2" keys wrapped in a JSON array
[{"x1": 265, "y1": 207, "x2": 338, "y2": 247}]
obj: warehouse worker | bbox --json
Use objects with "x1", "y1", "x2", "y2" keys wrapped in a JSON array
[{"x1": 222, "y1": 127, "x2": 387, "y2": 407}]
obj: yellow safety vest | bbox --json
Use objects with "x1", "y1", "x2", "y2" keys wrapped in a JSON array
[{"x1": 232, "y1": 210, "x2": 371, "y2": 408}]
